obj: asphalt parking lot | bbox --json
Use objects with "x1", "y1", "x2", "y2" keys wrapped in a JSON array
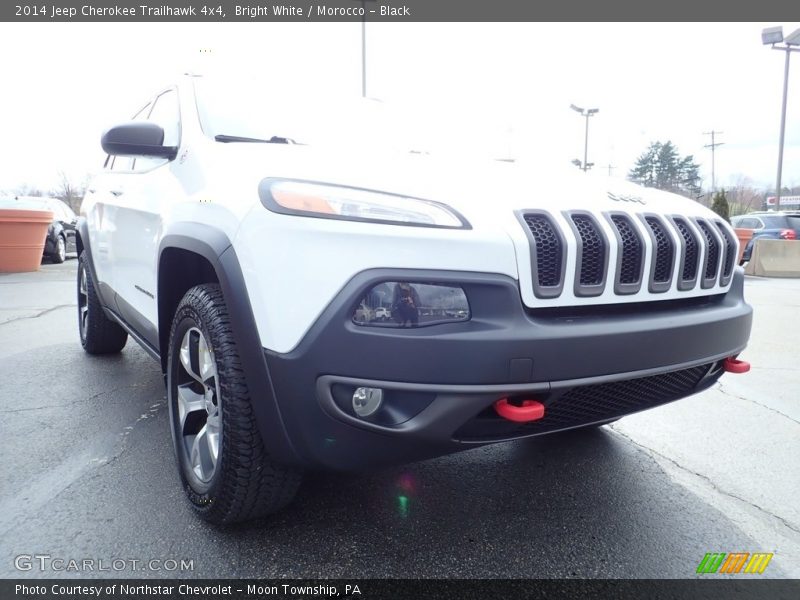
[{"x1": 1, "y1": 260, "x2": 798, "y2": 579}]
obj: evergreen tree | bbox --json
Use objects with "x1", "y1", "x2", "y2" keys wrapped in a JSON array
[
  {"x1": 628, "y1": 141, "x2": 702, "y2": 199},
  {"x1": 711, "y1": 189, "x2": 730, "y2": 223}
]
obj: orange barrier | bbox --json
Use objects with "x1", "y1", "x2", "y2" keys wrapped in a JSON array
[
  {"x1": 734, "y1": 228, "x2": 753, "y2": 264},
  {"x1": 0, "y1": 209, "x2": 53, "y2": 272}
]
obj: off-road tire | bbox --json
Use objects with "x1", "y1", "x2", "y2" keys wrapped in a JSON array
[
  {"x1": 167, "y1": 283, "x2": 302, "y2": 525},
  {"x1": 78, "y1": 252, "x2": 128, "y2": 354}
]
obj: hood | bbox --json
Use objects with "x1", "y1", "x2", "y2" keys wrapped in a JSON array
[{"x1": 207, "y1": 143, "x2": 717, "y2": 224}]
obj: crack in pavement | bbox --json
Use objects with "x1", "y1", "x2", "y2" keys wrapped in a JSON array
[
  {"x1": 716, "y1": 382, "x2": 800, "y2": 427},
  {"x1": 0, "y1": 304, "x2": 75, "y2": 326},
  {"x1": 0, "y1": 385, "x2": 140, "y2": 414},
  {"x1": 610, "y1": 427, "x2": 800, "y2": 537},
  {"x1": 0, "y1": 398, "x2": 166, "y2": 538}
]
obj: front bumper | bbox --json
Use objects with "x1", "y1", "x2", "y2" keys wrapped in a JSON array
[{"x1": 264, "y1": 268, "x2": 752, "y2": 470}]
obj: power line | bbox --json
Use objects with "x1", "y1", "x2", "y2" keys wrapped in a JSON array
[{"x1": 703, "y1": 131, "x2": 724, "y2": 194}]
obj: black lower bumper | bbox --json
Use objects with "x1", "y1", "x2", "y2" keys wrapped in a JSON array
[{"x1": 263, "y1": 268, "x2": 752, "y2": 470}]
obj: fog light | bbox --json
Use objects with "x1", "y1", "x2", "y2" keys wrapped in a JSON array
[
  {"x1": 352, "y1": 387, "x2": 383, "y2": 417},
  {"x1": 353, "y1": 281, "x2": 470, "y2": 328}
]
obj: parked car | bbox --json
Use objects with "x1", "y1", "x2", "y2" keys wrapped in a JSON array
[
  {"x1": 374, "y1": 307, "x2": 391, "y2": 320},
  {"x1": 730, "y1": 212, "x2": 800, "y2": 263},
  {"x1": 4, "y1": 196, "x2": 78, "y2": 263},
  {"x1": 76, "y1": 74, "x2": 752, "y2": 524}
]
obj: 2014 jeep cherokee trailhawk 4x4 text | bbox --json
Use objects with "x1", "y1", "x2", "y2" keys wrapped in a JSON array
[{"x1": 76, "y1": 74, "x2": 753, "y2": 524}]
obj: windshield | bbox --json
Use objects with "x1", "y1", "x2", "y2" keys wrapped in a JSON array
[{"x1": 193, "y1": 77, "x2": 511, "y2": 159}]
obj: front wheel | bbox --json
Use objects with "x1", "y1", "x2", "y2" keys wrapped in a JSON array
[{"x1": 167, "y1": 284, "x2": 302, "y2": 525}]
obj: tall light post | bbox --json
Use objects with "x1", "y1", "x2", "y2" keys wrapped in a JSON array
[
  {"x1": 762, "y1": 26, "x2": 800, "y2": 211},
  {"x1": 357, "y1": 0, "x2": 378, "y2": 97},
  {"x1": 570, "y1": 104, "x2": 599, "y2": 171}
]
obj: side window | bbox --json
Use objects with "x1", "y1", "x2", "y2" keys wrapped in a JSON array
[
  {"x1": 148, "y1": 90, "x2": 180, "y2": 147},
  {"x1": 735, "y1": 218, "x2": 755, "y2": 229},
  {"x1": 134, "y1": 90, "x2": 180, "y2": 171},
  {"x1": 111, "y1": 156, "x2": 133, "y2": 172}
]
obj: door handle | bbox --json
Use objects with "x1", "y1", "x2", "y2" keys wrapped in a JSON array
[{"x1": 109, "y1": 189, "x2": 124, "y2": 197}]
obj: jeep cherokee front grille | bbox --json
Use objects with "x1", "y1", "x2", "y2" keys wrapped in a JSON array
[{"x1": 518, "y1": 209, "x2": 737, "y2": 302}]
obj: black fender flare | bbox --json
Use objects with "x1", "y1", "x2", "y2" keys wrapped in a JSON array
[
  {"x1": 75, "y1": 217, "x2": 112, "y2": 308},
  {"x1": 158, "y1": 223, "x2": 301, "y2": 466}
]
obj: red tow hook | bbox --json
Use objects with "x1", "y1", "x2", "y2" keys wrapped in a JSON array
[
  {"x1": 723, "y1": 356, "x2": 751, "y2": 374},
  {"x1": 494, "y1": 398, "x2": 546, "y2": 423}
]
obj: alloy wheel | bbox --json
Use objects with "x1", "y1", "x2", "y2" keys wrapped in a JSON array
[{"x1": 175, "y1": 327, "x2": 222, "y2": 483}]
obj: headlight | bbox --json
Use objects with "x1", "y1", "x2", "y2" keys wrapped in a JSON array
[
  {"x1": 259, "y1": 178, "x2": 469, "y2": 229},
  {"x1": 353, "y1": 281, "x2": 470, "y2": 328}
]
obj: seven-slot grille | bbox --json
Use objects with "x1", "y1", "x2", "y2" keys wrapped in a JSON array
[{"x1": 521, "y1": 211, "x2": 736, "y2": 300}]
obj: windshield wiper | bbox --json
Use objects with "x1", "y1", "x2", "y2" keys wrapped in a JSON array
[{"x1": 215, "y1": 134, "x2": 296, "y2": 144}]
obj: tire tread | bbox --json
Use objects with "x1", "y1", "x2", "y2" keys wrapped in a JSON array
[
  {"x1": 170, "y1": 284, "x2": 301, "y2": 524},
  {"x1": 79, "y1": 252, "x2": 128, "y2": 354}
]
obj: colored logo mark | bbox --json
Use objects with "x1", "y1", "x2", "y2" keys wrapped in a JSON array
[{"x1": 696, "y1": 552, "x2": 774, "y2": 574}]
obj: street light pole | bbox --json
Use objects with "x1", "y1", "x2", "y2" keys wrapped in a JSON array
[
  {"x1": 762, "y1": 26, "x2": 800, "y2": 212},
  {"x1": 570, "y1": 104, "x2": 599, "y2": 171},
  {"x1": 583, "y1": 113, "x2": 590, "y2": 171},
  {"x1": 775, "y1": 48, "x2": 791, "y2": 211},
  {"x1": 361, "y1": 0, "x2": 367, "y2": 97}
]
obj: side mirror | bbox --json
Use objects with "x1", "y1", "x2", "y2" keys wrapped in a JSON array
[{"x1": 101, "y1": 122, "x2": 178, "y2": 160}]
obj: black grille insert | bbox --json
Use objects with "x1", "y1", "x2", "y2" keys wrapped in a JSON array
[
  {"x1": 645, "y1": 216, "x2": 674, "y2": 286},
  {"x1": 696, "y1": 220, "x2": 721, "y2": 284},
  {"x1": 571, "y1": 214, "x2": 606, "y2": 287},
  {"x1": 454, "y1": 363, "x2": 715, "y2": 442},
  {"x1": 523, "y1": 214, "x2": 563, "y2": 290},
  {"x1": 714, "y1": 221, "x2": 736, "y2": 283},
  {"x1": 673, "y1": 218, "x2": 699, "y2": 284},
  {"x1": 610, "y1": 215, "x2": 643, "y2": 286}
]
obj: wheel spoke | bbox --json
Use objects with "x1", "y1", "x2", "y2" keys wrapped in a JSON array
[
  {"x1": 80, "y1": 304, "x2": 88, "y2": 332},
  {"x1": 190, "y1": 425, "x2": 216, "y2": 482},
  {"x1": 197, "y1": 333, "x2": 217, "y2": 385},
  {"x1": 179, "y1": 329, "x2": 204, "y2": 384},
  {"x1": 177, "y1": 384, "x2": 205, "y2": 433}
]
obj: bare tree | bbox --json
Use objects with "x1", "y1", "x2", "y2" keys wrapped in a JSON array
[
  {"x1": 726, "y1": 174, "x2": 763, "y2": 216},
  {"x1": 53, "y1": 171, "x2": 88, "y2": 213}
]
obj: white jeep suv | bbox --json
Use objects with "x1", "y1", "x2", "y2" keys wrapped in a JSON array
[{"x1": 77, "y1": 74, "x2": 752, "y2": 524}]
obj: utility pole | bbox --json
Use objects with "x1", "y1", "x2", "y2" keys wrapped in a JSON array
[
  {"x1": 703, "y1": 131, "x2": 724, "y2": 194},
  {"x1": 602, "y1": 164, "x2": 616, "y2": 176}
]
